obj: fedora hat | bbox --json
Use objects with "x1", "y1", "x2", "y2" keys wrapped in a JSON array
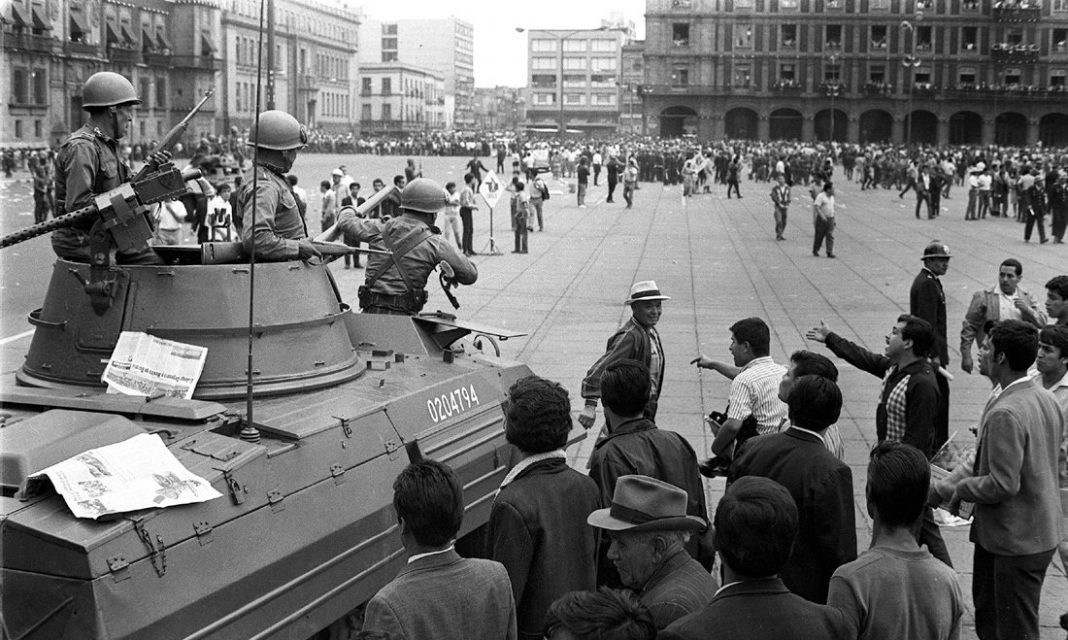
[
  {"x1": 587, "y1": 475, "x2": 707, "y2": 532},
  {"x1": 624, "y1": 280, "x2": 671, "y2": 305}
]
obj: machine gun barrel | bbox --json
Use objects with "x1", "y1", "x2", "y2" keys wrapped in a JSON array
[
  {"x1": 1, "y1": 167, "x2": 203, "y2": 250},
  {"x1": 132, "y1": 88, "x2": 215, "y2": 182},
  {"x1": 315, "y1": 185, "x2": 400, "y2": 243}
]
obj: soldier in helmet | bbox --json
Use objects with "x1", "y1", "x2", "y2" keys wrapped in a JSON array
[
  {"x1": 334, "y1": 178, "x2": 477, "y2": 315},
  {"x1": 239, "y1": 110, "x2": 320, "y2": 262},
  {"x1": 52, "y1": 71, "x2": 170, "y2": 263}
]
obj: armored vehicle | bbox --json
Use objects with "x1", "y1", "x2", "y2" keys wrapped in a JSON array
[{"x1": 1, "y1": 196, "x2": 531, "y2": 639}]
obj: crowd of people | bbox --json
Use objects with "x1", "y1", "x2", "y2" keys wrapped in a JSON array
[{"x1": 355, "y1": 266, "x2": 1067, "y2": 640}]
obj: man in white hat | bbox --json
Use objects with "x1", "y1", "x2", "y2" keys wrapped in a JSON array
[
  {"x1": 579, "y1": 281, "x2": 670, "y2": 429},
  {"x1": 588, "y1": 475, "x2": 717, "y2": 630}
]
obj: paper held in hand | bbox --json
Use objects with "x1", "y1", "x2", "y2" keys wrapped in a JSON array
[
  {"x1": 27, "y1": 433, "x2": 222, "y2": 519},
  {"x1": 102, "y1": 331, "x2": 207, "y2": 399}
]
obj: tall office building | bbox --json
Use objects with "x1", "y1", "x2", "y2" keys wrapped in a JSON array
[
  {"x1": 642, "y1": 0, "x2": 1068, "y2": 145},
  {"x1": 523, "y1": 28, "x2": 629, "y2": 135},
  {"x1": 358, "y1": 16, "x2": 475, "y2": 129}
]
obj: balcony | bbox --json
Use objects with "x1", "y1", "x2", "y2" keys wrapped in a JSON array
[
  {"x1": 910, "y1": 83, "x2": 937, "y2": 97},
  {"x1": 863, "y1": 82, "x2": 895, "y2": 97},
  {"x1": 171, "y1": 55, "x2": 225, "y2": 71},
  {"x1": 771, "y1": 80, "x2": 803, "y2": 94},
  {"x1": 944, "y1": 84, "x2": 1066, "y2": 99},
  {"x1": 144, "y1": 51, "x2": 172, "y2": 67},
  {"x1": 2, "y1": 31, "x2": 55, "y2": 54},
  {"x1": 107, "y1": 45, "x2": 142, "y2": 65},
  {"x1": 990, "y1": 43, "x2": 1040, "y2": 63},
  {"x1": 992, "y1": 2, "x2": 1041, "y2": 22},
  {"x1": 65, "y1": 40, "x2": 100, "y2": 57}
]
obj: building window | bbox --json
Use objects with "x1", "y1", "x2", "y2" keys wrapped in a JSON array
[
  {"x1": 362, "y1": 78, "x2": 372, "y2": 95},
  {"x1": 870, "y1": 0, "x2": 890, "y2": 9},
  {"x1": 14, "y1": 121, "x2": 22, "y2": 139},
  {"x1": 1051, "y1": 70, "x2": 1066, "y2": 86},
  {"x1": 914, "y1": 68, "x2": 931, "y2": 85},
  {"x1": 871, "y1": 25, "x2": 887, "y2": 49},
  {"x1": 962, "y1": 0, "x2": 979, "y2": 9},
  {"x1": 825, "y1": 0, "x2": 844, "y2": 8},
  {"x1": 734, "y1": 23, "x2": 752, "y2": 48},
  {"x1": 671, "y1": 0, "x2": 693, "y2": 7},
  {"x1": 533, "y1": 74, "x2": 559, "y2": 88},
  {"x1": 590, "y1": 73, "x2": 615, "y2": 87},
  {"x1": 591, "y1": 57, "x2": 617, "y2": 72},
  {"x1": 362, "y1": 104, "x2": 372, "y2": 120},
  {"x1": 563, "y1": 40, "x2": 587, "y2": 52},
  {"x1": 382, "y1": 78, "x2": 392, "y2": 95},
  {"x1": 382, "y1": 23, "x2": 397, "y2": 35},
  {"x1": 735, "y1": 0, "x2": 754, "y2": 8},
  {"x1": 32, "y1": 69, "x2": 46, "y2": 104},
  {"x1": 139, "y1": 121, "x2": 145, "y2": 137},
  {"x1": 1054, "y1": 0, "x2": 1068, "y2": 11},
  {"x1": 915, "y1": 26, "x2": 932, "y2": 51},
  {"x1": 532, "y1": 39, "x2": 557, "y2": 52},
  {"x1": 236, "y1": 83, "x2": 242, "y2": 112},
  {"x1": 781, "y1": 24, "x2": 797, "y2": 48},
  {"x1": 958, "y1": 68, "x2": 976, "y2": 86},
  {"x1": 156, "y1": 77, "x2": 166, "y2": 108},
  {"x1": 779, "y1": 63, "x2": 795, "y2": 81},
  {"x1": 139, "y1": 78, "x2": 151, "y2": 108},
  {"x1": 780, "y1": 0, "x2": 798, "y2": 9},
  {"x1": 382, "y1": 103, "x2": 392, "y2": 120},
  {"x1": 532, "y1": 57, "x2": 557, "y2": 70},
  {"x1": 533, "y1": 93, "x2": 556, "y2": 105},
  {"x1": 825, "y1": 24, "x2": 842, "y2": 49},
  {"x1": 961, "y1": 27, "x2": 978, "y2": 52},
  {"x1": 564, "y1": 93, "x2": 585, "y2": 105},
  {"x1": 869, "y1": 64, "x2": 886, "y2": 83},
  {"x1": 1055, "y1": 28, "x2": 1068, "y2": 52},
  {"x1": 382, "y1": 37, "x2": 397, "y2": 50},
  {"x1": 671, "y1": 66, "x2": 689, "y2": 87},
  {"x1": 35, "y1": 120, "x2": 42, "y2": 137},
  {"x1": 12, "y1": 68, "x2": 28, "y2": 104},
  {"x1": 563, "y1": 57, "x2": 587, "y2": 70},
  {"x1": 591, "y1": 39, "x2": 616, "y2": 52},
  {"x1": 1006, "y1": 28, "x2": 1023, "y2": 45},
  {"x1": 824, "y1": 63, "x2": 841, "y2": 82},
  {"x1": 673, "y1": 23, "x2": 690, "y2": 46},
  {"x1": 1003, "y1": 68, "x2": 1021, "y2": 84},
  {"x1": 593, "y1": 93, "x2": 615, "y2": 105},
  {"x1": 732, "y1": 64, "x2": 751, "y2": 87}
]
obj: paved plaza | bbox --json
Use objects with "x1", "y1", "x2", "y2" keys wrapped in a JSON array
[{"x1": 2, "y1": 155, "x2": 1066, "y2": 637}]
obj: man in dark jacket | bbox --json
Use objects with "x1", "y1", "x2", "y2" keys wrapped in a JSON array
[
  {"x1": 486, "y1": 375, "x2": 601, "y2": 640},
  {"x1": 910, "y1": 240, "x2": 951, "y2": 451},
  {"x1": 588, "y1": 360, "x2": 713, "y2": 584},
  {"x1": 728, "y1": 375, "x2": 857, "y2": 604},
  {"x1": 807, "y1": 315, "x2": 952, "y2": 567}
]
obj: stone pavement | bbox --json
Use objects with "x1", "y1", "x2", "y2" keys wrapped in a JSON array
[{"x1": 327, "y1": 169, "x2": 1066, "y2": 639}]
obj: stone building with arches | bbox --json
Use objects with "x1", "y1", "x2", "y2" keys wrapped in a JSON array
[{"x1": 641, "y1": 0, "x2": 1068, "y2": 146}]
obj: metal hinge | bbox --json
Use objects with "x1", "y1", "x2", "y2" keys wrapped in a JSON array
[
  {"x1": 131, "y1": 518, "x2": 167, "y2": 578},
  {"x1": 193, "y1": 521, "x2": 214, "y2": 546},
  {"x1": 267, "y1": 489, "x2": 285, "y2": 513},
  {"x1": 107, "y1": 556, "x2": 131, "y2": 582},
  {"x1": 329, "y1": 463, "x2": 346, "y2": 486},
  {"x1": 333, "y1": 416, "x2": 352, "y2": 439},
  {"x1": 223, "y1": 469, "x2": 246, "y2": 505},
  {"x1": 384, "y1": 439, "x2": 401, "y2": 460}
]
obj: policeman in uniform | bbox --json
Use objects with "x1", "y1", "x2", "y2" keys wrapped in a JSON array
[
  {"x1": 52, "y1": 72, "x2": 167, "y2": 263},
  {"x1": 239, "y1": 110, "x2": 320, "y2": 262},
  {"x1": 335, "y1": 178, "x2": 477, "y2": 315}
]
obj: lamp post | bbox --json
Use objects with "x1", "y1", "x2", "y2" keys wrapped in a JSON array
[
  {"x1": 900, "y1": 18, "x2": 922, "y2": 147},
  {"x1": 824, "y1": 53, "x2": 841, "y2": 142},
  {"x1": 517, "y1": 26, "x2": 619, "y2": 137}
]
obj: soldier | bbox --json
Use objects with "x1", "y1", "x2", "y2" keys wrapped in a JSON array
[
  {"x1": 52, "y1": 72, "x2": 169, "y2": 264},
  {"x1": 334, "y1": 178, "x2": 477, "y2": 315},
  {"x1": 238, "y1": 110, "x2": 320, "y2": 262}
]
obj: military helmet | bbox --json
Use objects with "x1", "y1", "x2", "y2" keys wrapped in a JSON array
[
  {"x1": 401, "y1": 178, "x2": 449, "y2": 215},
  {"x1": 81, "y1": 72, "x2": 141, "y2": 109},
  {"x1": 247, "y1": 110, "x2": 308, "y2": 151},
  {"x1": 922, "y1": 241, "x2": 952, "y2": 260}
]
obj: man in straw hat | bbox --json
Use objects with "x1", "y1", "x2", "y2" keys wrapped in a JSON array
[
  {"x1": 579, "y1": 281, "x2": 670, "y2": 430},
  {"x1": 588, "y1": 475, "x2": 717, "y2": 630}
]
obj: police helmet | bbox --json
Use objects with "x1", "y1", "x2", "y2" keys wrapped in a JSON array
[
  {"x1": 247, "y1": 111, "x2": 308, "y2": 151},
  {"x1": 401, "y1": 178, "x2": 449, "y2": 215},
  {"x1": 82, "y1": 72, "x2": 141, "y2": 109},
  {"x1": 921, "y1": 241, "x2": 952, "y2": 260}
]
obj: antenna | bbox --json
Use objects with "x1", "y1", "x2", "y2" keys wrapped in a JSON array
[{"x1": 240, "y1": 0, "x2": 268, "y2": 444}]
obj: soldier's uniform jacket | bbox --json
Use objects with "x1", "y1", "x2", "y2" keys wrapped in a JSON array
[
  {"x1": 51, "y1": 124, "x2": 130, "y2": 258},
  {"x1": 238, "y1": 165, "x2": 307, "y2": 261},
  {"x1": 339, "y1": 214, "x2": 477, "y2": 298}
]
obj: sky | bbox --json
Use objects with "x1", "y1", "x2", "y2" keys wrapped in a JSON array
[{"x1": 340, "y1": 0, "x2": 647, "y2": 87}]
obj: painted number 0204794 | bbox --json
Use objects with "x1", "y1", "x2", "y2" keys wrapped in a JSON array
[{"x1": 426, "y1": 385, "x2": 481, "y2": 424}]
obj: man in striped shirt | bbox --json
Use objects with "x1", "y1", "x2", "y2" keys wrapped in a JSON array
[
  {"x1": 692, "y1": 317, "x2": 787, "y2": 475},
  {"x1": 807, "y1": 314, "x2": 952, "y2": 568}
]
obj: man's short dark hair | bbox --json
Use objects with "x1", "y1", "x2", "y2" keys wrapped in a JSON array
[
  {"x1": 867, "y1": 442, "x2": 929, "y2": 528},
  {"x1": 445, "y1": 181, "x2": 456, "y2": 190},
  {"x1": 320, "y1": 179, "x2": 331, "y2": 190},
  {"x1": 896, "y1": 314, "x2": 936, "y2": 358},
  {"x1": 989, "y1": 319, "x2": 1039, "y2": 372},
  {"x1": 1000, "y1": 258, "x2": 1022, "y2": 276},
  {"x1": 463, "y1": 172, "x2": 474, "y2": 183},
  {"x1": 730, "y1": 317, "x2": 771, "y2": 357},
  {"x1": 1039, "y1": 325, "x2": 1068, "y2": 356},
  {"x1": 823, "y1": 181, "x2": 834, "y2": 192},
  {"x1": 286, "y1": 174, "x2": 299, "y2": 186},
  {"x1": 393, "y1": 175, "x2": 405, "y2": 186},
  {"x1": 1047, "y1": 275, "x2": 1068, "y2": 300},
  {"x1": 789, "y1": 350, "x2": 839, "y2": 382},
  {"x1": 543, "y1": 588, "x2": 655, "y2": 640},
  {"x1": 714, "y1": 476, "x2": 798, "y2": 578},
  {"x1": 600, "y1": 360, "x2": 650, "y2": 418},
  {"x1": 787, "y1": 375, "x2": 842, "y2": 432},
  {"x1": 392, "y1": 460, "x2": 464, "y2": 548},
  {"x1": 505, "y1": 376, "x2": 571, "y2": 454}
]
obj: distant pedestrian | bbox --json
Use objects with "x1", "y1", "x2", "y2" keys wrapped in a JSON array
[
  {"x1": 512, "y1": 181, "x2": 529, "y2": 254},
  {"x1": 812, "y1": 182, "x2": 836, "y2": 258},
  {"x1": 577, "y1": 158, "x2": 590, "y2": 208},
  {"x1": 771, "y1": 173, "x2": 791, "y2": 240}
]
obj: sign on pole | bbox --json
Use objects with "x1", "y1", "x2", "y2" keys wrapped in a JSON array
[{"x1": 479, "y1": 171, "x2": 503, "y2": 208}]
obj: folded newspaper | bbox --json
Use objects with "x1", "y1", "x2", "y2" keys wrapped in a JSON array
[
  {"x1": 102, "y1": 331, "x2": 208, "y2": 400},
  {"x1": 28, "y1": 433, "x2": 222, "y2": 519}
]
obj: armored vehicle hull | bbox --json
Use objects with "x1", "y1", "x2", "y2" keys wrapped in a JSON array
[{"x1": 1, "y1": 259, "x2": 531, "y2": 640}]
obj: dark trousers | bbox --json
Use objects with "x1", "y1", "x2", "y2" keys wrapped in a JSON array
[
  {"x1": 593, "y1": 165, "x2": 601, "y2": 185},
  {"x1": 973, "y1": 545, "x2": 1053, "y2": 640},
  {"x1": 935, "y1": 372, "x2": 950, "y2": 452},
  {"x1": 459, "y1": 206, "x2": 474, "y2": 254},
  {"x1": 915, "y1": 192, "x2": 932, "y2": 218},
  {"x1": 1023, "y1": 208, "x2": 1047, "y2": 242},
  {"x1": 727, "y1": 180, "x2": 741, "y2": 198},
  {"x1": 513, "y1": 223, "x2": 527, "y2": 252},
  {"x1": 813, "y1": 216, "x2": 835, "y2": 255},
  {"x1": 1052, "y1": 207, "x2": 1067, "y2": 240},
  {"x1": 607, "y1": 178, "x2": 617, "y2": 202},
  {"x1": 773, "y1": 205, "x2": 788, "y2": 238}
]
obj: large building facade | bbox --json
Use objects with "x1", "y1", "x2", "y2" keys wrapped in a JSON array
[
  {"x1": 358, "y1": 62, "x2": 445, "y2": 135},
  {"x1": 2, "y1": 0, "x2": 221, "y2": 148},
  {"x1": 472, "y1": 86, "x2": 526, "y2": 131},
  {"x1": 642, "y1": 0, "x2": 1068, "y2": 145},
  {"x1": 523, "y1": 28, "x2": 628, "y2": 135},
  {"x1": 358, "y1": 16, "x2": 474, "y2": 129},
  {"x1": 220, "y1": 0, "x2": 360, "y2": 135}
]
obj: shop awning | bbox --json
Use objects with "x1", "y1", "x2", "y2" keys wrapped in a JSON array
[
  {"x1": 156, "y1": 30, "x2": 173, "y2": 51},
  {"x1": 105, "y1": 23, "x2": 120, "y2": 45},
  {"x1": 200, "y1": 33, "x2": 216, "y2": 56},
  {"x1": 120, "y1": 23, "x2": 137, "y2": 47},
  {"x1": 30, "y1": 7, "x2": 50, "y2": 30},
  {"x1": 69, "y1": 13, "x2": 88, "y2": 37},
  {"x1": 142, "y1": 27, "x2": 153, "y2": 51},
  {"x1": 9, "y1": 5, "x2": 27, "y2": 26}
]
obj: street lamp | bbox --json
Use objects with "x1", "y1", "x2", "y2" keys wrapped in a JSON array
[
  {"x1": 517, "y1": 26, "x2": 618, "y2": 137},
  {"x1": 901, "y1": 19, "x2": 922, "y2": 147},
  {"x1": 823, "y1": 53, "x2": 842, "y2": 142}
]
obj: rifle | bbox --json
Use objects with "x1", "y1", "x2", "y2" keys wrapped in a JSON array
[{"x1": 132, "y1": 88, "x2": 215, "y2": 182}]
